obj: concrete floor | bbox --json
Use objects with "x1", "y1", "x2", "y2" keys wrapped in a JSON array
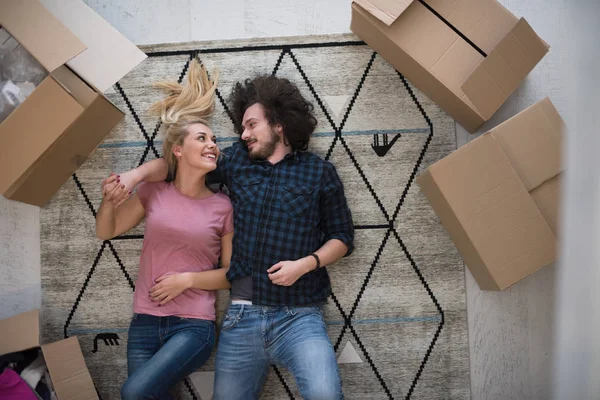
[{"x1": 1, "y1": 1, "x2": 598, "y2": 398}]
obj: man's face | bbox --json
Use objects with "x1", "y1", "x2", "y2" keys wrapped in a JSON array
[{"x1": 241, "y1": 103, "x2": 281, "y2": 161}]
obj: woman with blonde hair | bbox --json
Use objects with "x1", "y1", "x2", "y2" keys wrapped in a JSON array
[{"x1": 96, "y1": 59, "x2": 233, "y2": 400}]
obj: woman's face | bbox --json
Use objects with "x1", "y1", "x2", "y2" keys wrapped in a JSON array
[{"x1": 175, "y1": 123, "x2": 220, "y2": 172}]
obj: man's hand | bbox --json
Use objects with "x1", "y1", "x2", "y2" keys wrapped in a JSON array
[
  {"x1": 149, "y1": 273, "x2": 192, "y2": 306},
  {"x1": 267, "y1": 258, "x2": 314, "y2": 287},
  {"x1": 104, "y1": 168, "x2": 141, "y2": 207}
]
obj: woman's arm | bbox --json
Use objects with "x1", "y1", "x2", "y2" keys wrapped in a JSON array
[
  {"x1": 185, "y1": 231, "x2": 233, "y2": 290},
  {"x1": 96, "y1": 174, "x2": 145, "y2": 240},
  {"x1": 149, "y1": 231, "x2": 234, "y2": 305},
  {"x1": 104, "y1": 159, "x2": 169, "y2": 207}
]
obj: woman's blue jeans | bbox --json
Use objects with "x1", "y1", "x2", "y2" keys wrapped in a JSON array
[{"x1": 121, "y1": 313, "x2": 215, "y2": 400}]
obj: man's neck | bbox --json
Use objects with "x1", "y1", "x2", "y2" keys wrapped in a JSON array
[{"x1": 267, "y1": 143, "x2": 293, "y2": 165}]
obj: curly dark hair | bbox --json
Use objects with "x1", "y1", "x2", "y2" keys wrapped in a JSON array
[{"x1": 228, "y1": 75, "x2": 317, "y2": 151}]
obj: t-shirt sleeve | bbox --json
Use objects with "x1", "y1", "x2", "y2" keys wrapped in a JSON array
[
  {"x1": 136, "y1": 182, "x2": 152, "y2": 208},
  {"x1": 222, "y1": 203, "x2": 234, "y2": 236}
]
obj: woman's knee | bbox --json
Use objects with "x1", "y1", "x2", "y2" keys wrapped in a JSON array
[{"x1": 121, "y1": 378, "x2": 149, "y2": 400}]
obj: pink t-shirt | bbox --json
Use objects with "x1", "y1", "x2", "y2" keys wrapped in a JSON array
[{"x1": 134, "y1": 181, "x2": 233, "y2": 320}]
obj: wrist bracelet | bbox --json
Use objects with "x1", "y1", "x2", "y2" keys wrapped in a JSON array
[{"x1": 308, "y1": 253, "x2": 320, "y2": 270}]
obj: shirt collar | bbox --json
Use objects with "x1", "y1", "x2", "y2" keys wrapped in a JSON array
[{"x1": 284, "y1": 149, "x2": 300, "y2": 163}]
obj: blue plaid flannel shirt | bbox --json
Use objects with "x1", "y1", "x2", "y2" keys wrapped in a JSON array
[{"x1": 209, "y1": 141, "x2": 354, "y2": 306}]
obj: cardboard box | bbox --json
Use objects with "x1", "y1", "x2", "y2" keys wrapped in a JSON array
[
  {"x1": 417, "y1": 98, "x2": 564, "y2": 290},
  {"x1": 0, "y1": 0, "x2": 146, "y2": 207},
  {"x1": 350, "y1": 0, "x2": 550, "y2": 133},
  {"x1": 0, "y1": 310, "x2": 98, "y2": 400}
]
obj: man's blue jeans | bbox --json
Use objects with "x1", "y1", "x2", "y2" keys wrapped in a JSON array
[
  {"x1": 122, "y1": 313, "x2": 215, "y2": 400},
  {"x1": 213, "y1": 304, "x2": 343, "y2": 400}
]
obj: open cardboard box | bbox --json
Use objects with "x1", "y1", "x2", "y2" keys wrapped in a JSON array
[
  {"x1": 0, "y1": 310, "x2": 98, "y2": 400},
  {"x1": 0, "y1": 0, "x2": 146, "y2": 207},
  {"x1": 350, "y1": 0, "x2": 549, "y2": 133},
  {"x1": 417, "y1": 98, "x2": 564, "y2": 290}
]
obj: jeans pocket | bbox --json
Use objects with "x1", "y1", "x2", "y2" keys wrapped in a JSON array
[
  {"x1": 221, "y1": 306, "x2": 244, "y2": 331},
  {"x1": 287, "y1": 306, "x2": 322, "y2": 317}
]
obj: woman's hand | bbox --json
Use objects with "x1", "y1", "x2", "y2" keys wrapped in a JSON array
[
  {"x1": 149, "y1": 273, "x2": 192, "y2": 306},
  {"x1": 103, "y1": 169, "x2": 141, "y2": 207},
  {"x1": 101, "y1": 173, "x2": 128, "y2": 207}
]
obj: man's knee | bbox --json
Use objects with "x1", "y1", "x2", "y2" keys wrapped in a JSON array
[
  {"x1": 213, "y1": 384, "x2": 233, "y2": 400},
  {"x1": 213, "y1": 366, "x2": 266, "y2": 400},
  {"x1": 213, "y1": 380, "x2": 250, "y2": 400},
  {"x1": 296, "y1": 362, "x2": 343, "y2": 400}
]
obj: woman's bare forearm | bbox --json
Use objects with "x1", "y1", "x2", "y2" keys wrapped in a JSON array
[
  {"x1": 185, "y1": 268, "x2": 231, "y2": 290},
  {"x1": 135, "y1": 158, "x2": 169, "y2": 183},
  {"x1": 95, "y1": 200, "x2": 116, "y2": 240}
]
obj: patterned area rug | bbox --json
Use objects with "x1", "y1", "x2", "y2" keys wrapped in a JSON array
[{"x1": 41, "y1": 34, "x2": 469, "y2": 399}]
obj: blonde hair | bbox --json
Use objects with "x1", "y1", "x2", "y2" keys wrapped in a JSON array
[{"x1": 150, "y1": 59, "x2": 219, "y2": 180}]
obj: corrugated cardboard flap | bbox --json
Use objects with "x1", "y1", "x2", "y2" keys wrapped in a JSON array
[
  {"x1": 5, "y1": 87, "x2": 123, "y2": 207},
  {"x1": 531, "y1": 173, "x2": 561, "y2": 237},
  {"x1": 490, "y1": 98, "x2": 564, "y2": 191},
  {"x1": 40, "y1": 0, "x2": 147, "y2": 93},
  {"x1": 461, "y1": 18, "x2": 550, "y2": 120},
  {"x1": 42, "y1": 337, "x2": 98, "y2": 400},
  {"x1": 0, "y1": 77, "x2": 84, "y2": 196},
  {"x1": 0, "y1": 310, "x2": 41, "y2": 356},
  {"x1": 418, "y1": 131, "x2": 557, "y2": 290},
  {"x1": 353, "y1": 0, "x2": 415, "y2": 26},
  {"x1": 417, "y1": 166, "x2": 499, "y2": 290},
  {"x1": 0, "y1": 0, "x2": 86, "y2": 73}
]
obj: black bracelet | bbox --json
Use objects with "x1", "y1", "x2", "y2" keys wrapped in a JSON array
[{"x1": 308, "y1": 253, "x2": 320, "y2": 270}]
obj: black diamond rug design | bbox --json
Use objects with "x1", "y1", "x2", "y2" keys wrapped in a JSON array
[{"x1": 41, "y1": 34, "x2": 469, "y2": 400}]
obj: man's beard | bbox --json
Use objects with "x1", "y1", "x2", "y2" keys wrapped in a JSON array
[{"x1": 247, "y1": 128, "x2": 281, "y2": 161}]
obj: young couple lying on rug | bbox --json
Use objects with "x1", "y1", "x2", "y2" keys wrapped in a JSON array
[{"x1": 96, "y1": 59, "x2": 354, "y2": 400}]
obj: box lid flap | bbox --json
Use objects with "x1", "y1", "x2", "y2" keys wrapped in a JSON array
[
  {"x1": 461, "y1": 18, "x2": 549, "y2": 120},
  {"x1": 40, "y1": 0, "x2": 147, "y2": 93},
  {"x1": 0, "y1": 0, "x2": 86, "y2": 73},
  {"x1": 531, "y1": 173, "x2": 561, "y2": 237},
  {"x1": 424, "y1": 132, "x2": 557, "y2": 288},
  {"x1": 42, "y1": 337, "x2": 98, "y2": 400},
  {"x1": 0, "y1": 77, "x2": 83, "y2": 196},
  {"x1": 417, "y1": 168, "x2": 500, "y2": 290},
  {"x1": 353, "y1": 0, "x2": 415, "y2": 26},
  {"x1": 6, "y1": 92, "x2": 123, "y2": 207},
  {"x1": 490, "y1": 98, "x2": 564, "y2": 191},
  {"x1": 0, "y1": 310, "x2": 40, "y2": 356}
]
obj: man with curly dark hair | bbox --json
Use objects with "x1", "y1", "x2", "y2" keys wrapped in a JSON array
[{"x1": 111, "y1": 74, "x2": 354, "y2": 400}]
